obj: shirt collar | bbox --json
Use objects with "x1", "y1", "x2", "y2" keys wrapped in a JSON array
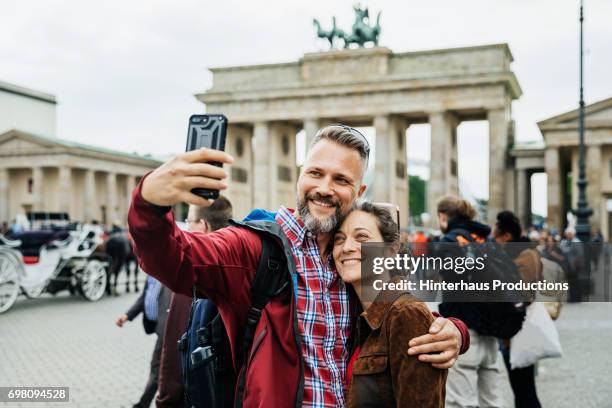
[{"x1": 276, "y1": 206, "x2": 309, "y2": 247}]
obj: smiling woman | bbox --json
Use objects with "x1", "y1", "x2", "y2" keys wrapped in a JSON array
[{"x1": 333, "y1": 201, "x2": 447, "y2": 408}]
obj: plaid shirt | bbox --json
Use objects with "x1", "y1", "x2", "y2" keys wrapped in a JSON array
[{"x1": 276, "y1": 207, "x2": 351, "y2": 407}]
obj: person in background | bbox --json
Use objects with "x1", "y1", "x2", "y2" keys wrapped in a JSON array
[
  {"x1": 528, "y1": 228, "x2": 540, "y2": 242},
  {"x1": 560, "y1": 227, "x2": 583, "y2": 302},
  {"x1": 435, "y1": 196, "x2": 504, "y2": 408},
  {"x1": 412, "y1": 228, "x2": 429, "y2": 257},
  {"x1": 9, "y1": 218, "x2": 23, "y2": 235},
  {"x1": 540, "y1": 234, "x2": 566, "y2": 268},
  {"x1": 156, "y1": 196, "x2": 233, "y2": 408},
  {"x1": 110, "y1": 219, "x2": 124, "y2": 234},
  {"x1": 115, "y1": 275, "x2": 172, "y2": 408},
  {"x1": 591, "y1": 228, "x2": 604, "y2": 269},
  {"x1": 494, "y1": 211, "x2": 542, "y2": 408}
]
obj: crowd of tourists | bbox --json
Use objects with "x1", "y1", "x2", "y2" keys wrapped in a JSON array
[{"x1": 118, "y1": 124, "x2": 579, "y2": 408}]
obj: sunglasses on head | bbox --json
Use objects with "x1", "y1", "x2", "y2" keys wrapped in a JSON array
[{"x1": 327, "y1": 124, "x2": 371, "y2": 159}]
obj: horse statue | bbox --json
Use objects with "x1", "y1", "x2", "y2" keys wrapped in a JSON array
[
  {"x1": 313, "y1": 6, "x2": 381, "y2": 50},
  {"x1": 313, "y1": 17, "x2": 338, "y2": 49},
  {"x1": 342, "y1": 5, "x2": 381, "y2": 48}
]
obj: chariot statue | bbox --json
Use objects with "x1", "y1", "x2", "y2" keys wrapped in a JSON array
[{"x1": 313, "y1": 4, "x2": 381, "y2": 49}]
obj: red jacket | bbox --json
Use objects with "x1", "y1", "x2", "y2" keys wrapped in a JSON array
[
  {"x1": 129, "y1": 183, "x2": 302, "y2": 407},
  {"x1": 156, "y1": 292, "x2": 192, "y2": 407},
  {"x1": 128, "y1": 181, "x2": 469, "y2": 407}
]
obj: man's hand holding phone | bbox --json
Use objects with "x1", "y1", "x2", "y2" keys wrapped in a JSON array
[{"x1": 141, "y1": 148, "x2": 234, "y2": 207}]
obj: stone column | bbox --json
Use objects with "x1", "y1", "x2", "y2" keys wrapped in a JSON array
[
  {"x1": 303, "y1": 118, "x2": 321, "y2": 150},
  {"x1": 488, "y1": 108, "x2": 510, "y2": 225},
  {"x1": 84, "y1": 170, "x2": 96, "y2": 222},
  {"x1": 252, "y1": 122, "x2": 275, "y2": 210},
  {"x1": 126, "y1": 175, "x2": 136, "y2": 213},
  {"x1": 571, "y1": 149, "x2": 579, "y2": 210},
  {"x1": 106, "y1": 172, "x2": 118, "y2": 226},
  {"x1": 373, "y1": 115, "x2": 408, "y2": 226},
  {"x1": 271, "y1": 123, "x2": 297, "y2": 209},
  {"x1": 545, "y1": 147, "x2": 562, "y2": 231},
  {"x1": 586, "y1": 144, "x2": 602, "y2": 232},
  {"x1": 58, "y1": 166, "x2": 72, "y2": 215},
  {"x1": 516, "y1": 168, "x2": 530, "y2": 228},
  {"x1": 0, "y1": 168, "x2": 8, "y2": 223},
  {"x1": 31, "y1": 167, "x2": 44, "y2": 211},
  {"x1": 225, "y1": 124, "x2": 254, "y2": 219},
  {"x1": 373, "y1": 115, "x2": 391, "y2": 202},
  {"x1": 427, "y1": 111, "x2": 459, "y2": 220}
]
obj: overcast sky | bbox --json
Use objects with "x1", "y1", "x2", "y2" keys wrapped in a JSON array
[{"x1": 2, "y1": 0, "x2": 611, "y2": 214}]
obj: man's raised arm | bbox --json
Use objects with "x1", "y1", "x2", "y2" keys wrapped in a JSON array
[{"x1": 127, "y1": 149, "x2": 254, "y2": 301}]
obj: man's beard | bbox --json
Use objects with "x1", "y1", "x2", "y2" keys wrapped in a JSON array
[{"x1": 297, "y1": 192, "x2": 343, "y2": 235}]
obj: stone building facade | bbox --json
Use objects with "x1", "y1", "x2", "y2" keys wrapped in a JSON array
[
  {"x1": 197, "y1": 44, "x2": 522, "y2": 223},
  {"x1": 0, "y1": 130, "x2": 161, "y2": 227},
  {"x1": 512, "y1": 97, "x2": 612, "y2": 240}
]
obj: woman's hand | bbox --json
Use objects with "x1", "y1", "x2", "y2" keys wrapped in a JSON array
[{"x1": 407, "y1": 316, "x2": 462, "y2": 369}]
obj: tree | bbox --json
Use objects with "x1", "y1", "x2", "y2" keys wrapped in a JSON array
[{"x1": 409, "y1": 175, "x2": 426, "y2": 216}]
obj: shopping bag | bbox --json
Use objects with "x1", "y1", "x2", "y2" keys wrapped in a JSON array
[
  {"x1": 510, "y1": 302, "x2": 563, "y2": 369},
  {"x1": 539, "y1": 258, "x2": 566, "y2": 297}
]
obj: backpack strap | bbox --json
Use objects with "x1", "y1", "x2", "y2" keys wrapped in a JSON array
[
  {"x1": 234, "y1": 233, "x2": 289, "y2": 408},
  {"x1": 240, "y1": 235, "x2": 288, "y2": 365}
]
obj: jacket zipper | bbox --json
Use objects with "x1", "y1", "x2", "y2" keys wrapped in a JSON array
[{"x1": 248, "y1": 327, "x2": 267, "y2": 364}]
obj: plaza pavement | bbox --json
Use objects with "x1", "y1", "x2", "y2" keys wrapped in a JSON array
[{"x1": 1, "y1": 287, "x2": 611, "y2": 407}]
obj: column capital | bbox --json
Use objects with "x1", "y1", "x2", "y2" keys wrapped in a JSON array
[
  {"x1": 487, "y1": 107, "x2": 511, "y2": 121},
  {"x1": 373, "y1": 114, "x2": 390, "y2": 128},
  {"x1": 428, "y1": 109, "x2": 458, "y2": 117}
]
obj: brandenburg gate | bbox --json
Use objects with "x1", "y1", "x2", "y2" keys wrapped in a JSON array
[{"x1": 197, "y1": 44, "x2": 522, "y2": 223}]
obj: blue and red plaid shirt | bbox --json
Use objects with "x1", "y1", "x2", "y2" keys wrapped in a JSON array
[{"x1": 276, "y1": 207, "x2": 351, "y2": 408}]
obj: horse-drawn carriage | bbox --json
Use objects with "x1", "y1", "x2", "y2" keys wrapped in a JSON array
[{"x1": 0, "y1": 219, "x2": 109, "y2": 313}]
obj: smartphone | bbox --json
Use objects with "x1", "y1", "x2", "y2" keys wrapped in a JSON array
[{"x1": 185, "y1": 114, "x2": 228, "y2": 200}]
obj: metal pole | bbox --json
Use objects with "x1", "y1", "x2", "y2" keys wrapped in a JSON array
[{"x1": 573, "y1": 0, "x2": 593, "y2": 300}]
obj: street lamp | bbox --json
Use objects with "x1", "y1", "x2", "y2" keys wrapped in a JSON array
[{"x1": 573, "y1": 0, "x2": 593, "y2": 300}]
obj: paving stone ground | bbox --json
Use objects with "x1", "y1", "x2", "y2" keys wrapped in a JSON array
[{"x1": 1, "y1": 284, "x2": 611, "y2": 407}]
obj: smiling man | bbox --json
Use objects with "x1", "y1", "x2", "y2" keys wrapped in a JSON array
[{"x1": 128, "y1": 125, "x2": 469, "y2": 407}]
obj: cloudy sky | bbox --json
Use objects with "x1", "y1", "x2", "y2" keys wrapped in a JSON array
[{"x1": 2, "y1": 0, "x2": 611, "y2": 214}]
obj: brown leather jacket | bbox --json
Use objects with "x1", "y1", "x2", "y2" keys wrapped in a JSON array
[{"x1": 348, "y1": 290, "x2": 447, "y2": 408}]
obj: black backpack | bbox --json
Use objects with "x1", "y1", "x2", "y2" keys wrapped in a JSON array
[
  {"x1": 178, "y1": 227, "x2": 289, "y2": 408},
  {"x1": 439, "y1": 228, "x2": 527, "y2": 339}
]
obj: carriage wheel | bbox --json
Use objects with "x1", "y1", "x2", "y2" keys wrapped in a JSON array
[
  {"x1": 79, "y1": 259, "x2": 107, "y2": 301},
  {"x1": 0, "y1": 252, "x2": 21, "y2": 313}
]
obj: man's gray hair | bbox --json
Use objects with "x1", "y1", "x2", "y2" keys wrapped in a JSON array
[{"x1": 310, "y1": 125, "x2": 369, "y2": 168}]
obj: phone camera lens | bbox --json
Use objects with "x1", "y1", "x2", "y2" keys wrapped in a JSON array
[{"x1": 192, "y1": 117, "x2": 201, "y2": 123}]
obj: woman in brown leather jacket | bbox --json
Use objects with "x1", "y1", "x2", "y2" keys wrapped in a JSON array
[{"x1": 333, "y1": 201, "x2": 447, "y2": 407}]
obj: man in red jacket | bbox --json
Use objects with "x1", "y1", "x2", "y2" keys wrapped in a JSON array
[
  {"x1": 155, "y1": 196, "x2": 233, "y2": 407},
  {"x1": 129, "y1": 125, "x2": 469, "y2": 407}
]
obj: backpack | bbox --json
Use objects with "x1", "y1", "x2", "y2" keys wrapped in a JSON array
[
  {"x1": 439, "y1": 228, "x2": 527, "y2": 339},
  {"x1": 178, "y1": 224, "x2": 289, "y2": 408}
]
